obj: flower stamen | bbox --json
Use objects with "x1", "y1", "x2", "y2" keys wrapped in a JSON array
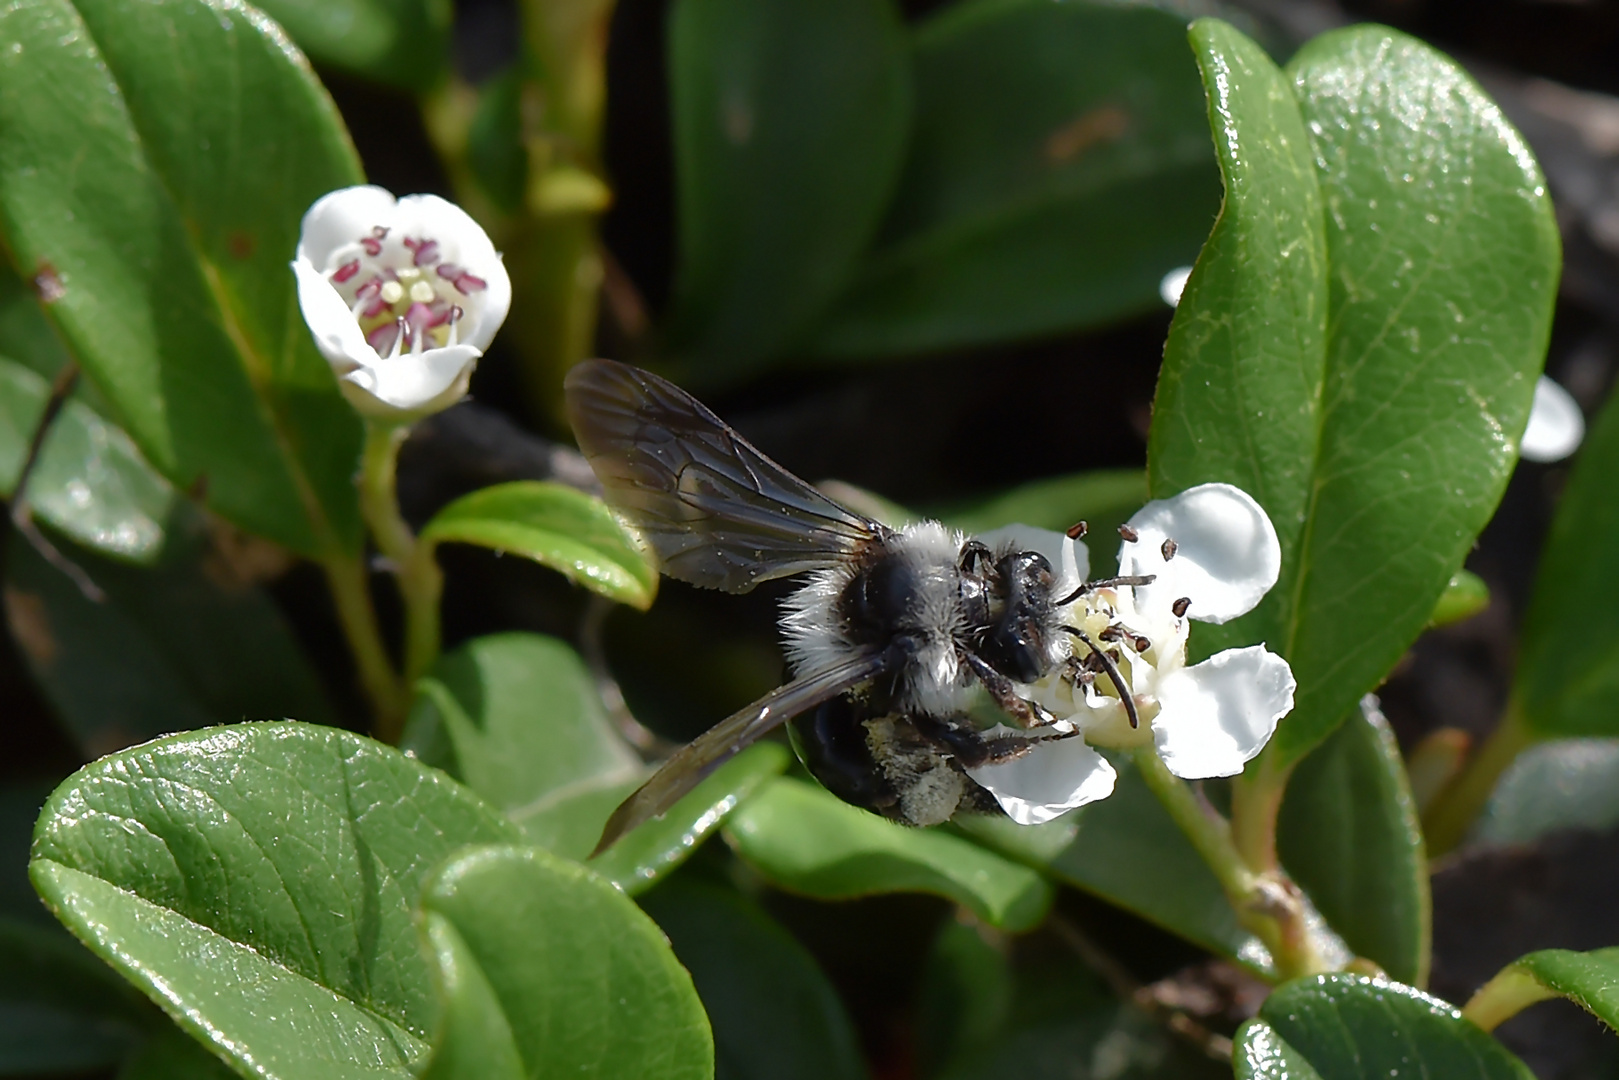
[{"x1": 1064, "y1": 625, "x2": 1140, "y2": 729}]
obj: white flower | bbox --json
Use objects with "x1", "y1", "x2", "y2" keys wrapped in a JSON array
[
  {"x1": 1519, "y1": 375, "x2": 1584, "y2": 464},
  {"x1": 292, "y1": 185, "x2": 511, "y2": 421},
  {"x1": 966, "y1": 483, "x2": 1297, "y2": 825}
]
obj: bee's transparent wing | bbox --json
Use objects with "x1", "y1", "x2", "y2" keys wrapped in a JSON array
[
  {"x1": 565, "y1": 359, "x2": 888, "y2": 593},
  {"x1": 592, "y1": 647, "x2": 895, "y2": 855}
]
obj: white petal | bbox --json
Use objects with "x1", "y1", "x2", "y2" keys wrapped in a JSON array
[
  {"x1": 296, "y1": 185, "x2": 397, "y2": 268},
  {"x1": 966, "y1": 736, "x2": 1117, "y2": 825},
  {"x1": 975, "y1": 523, "x2": 1089, "y2": 601},
  {"x1": 1119, "y1": 483, "x2": 1280, "y2": 624},
  {"x1": 1520, "y1": 375, "x2": 1585, "y2": 464},
  {"x1": 1152, "y1": 645, "x2": 1295, "y2": 780},
  {"x1": 339, "y1": 344, "x2": 482, "y2": 420},
  {"x1": 395, "y1": 194, "x2": 512, "y2": 354},
  {"x1": 1159, "y1": 265, "x2": 1193, "y2": 307},
  {"x1": 292, "y1": 258, "x2": 376, "y2": 370}
]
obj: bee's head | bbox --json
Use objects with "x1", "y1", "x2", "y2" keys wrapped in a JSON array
[{"x1": 964, "y1": 546, "x2": 1059, "y2": 684}]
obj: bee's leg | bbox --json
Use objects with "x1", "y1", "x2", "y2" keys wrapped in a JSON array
[
  {"x1": 960, "y1": 650, "x2": 1058, "y2": 729},
  {"x1": 912, "y1": 714, "x2": 1079, "y2": 770}
]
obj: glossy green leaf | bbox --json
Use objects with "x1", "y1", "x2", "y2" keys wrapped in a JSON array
[
  {"x1": 5, "y1": 510, "x2": 335, "y2": 756},
  {"x1": 915, "y1": 918, "x2": 1014, "y2": 1078},
  {"x1": 641, "y1": 877, "x2": 867, "y2": 1080},
  {"x1": 1474, "y1": 738, "x2": 1619, "y2": 845},
  {"x1": 403, "y1": 632, "x2": 642, "y2": 815},
  {"x1": 418, "y1": 845, "x2": 712, "y2": 1080},
  {"x1": 1515, "y1": 388, "x2": 1619, "y2": 736},
  {"x1": 934, "y1": 469, "x2": 1147, "y2": 575},
  {"x1": 725, "y1": 777, "x2": 1052, "y2": 931},
  {"x1": 250, "y1": 0, "x2": 450, "y2": 89},
  {"x1": 959, "y1": 753, "x2": 1269, "y2": 975},
  {"x1": 118, "y1": 1023, "x2": 240, "y2": 1080},
  {"x1": 0, "y1": 917, "x2": 153, "y2": 1074},
  {"x1": 420, "y1": 481, "x2": 658, "y2": 610},
  {"x1": 1152, "y1": 21, "x2": 1558, "y2": 765},
  {"x1": 0, "y1": 354, "x2": 173, "y2": 562},
  {"x1": 1277, "y1": 699, "x2": 1429, "y2": 986},
  {"x1": 465, "y1": 67, "x2": 528, "y2": 216},
  {"x1": 665, "y1": 0, "x2": 909, "y2": 378},
  {"x1": 0, "y1": 0, "x2": 365, "y2": 556},
  {"x1": 1430, "y1": 569, "x2": 1489, "y2": 628},
  {"x1": 589, "y1": 742, "x2": 789, "y2": 893},
  {"x1": 29, "y1": 722, "x2": 521, "y2": 1080},
  {"x1": 1463, "y1": 947, "x2": 1619, "y2": 1033},
  {"x1": 807, "y1": 0, "x2": 1220, "y2": 359},
  {"x1": 944, "y1": 1004, "x2": 1226, "y2": 1080},
  {"x1": 1235, "y1": 974, "x2": 1533, "y2": 1080}
]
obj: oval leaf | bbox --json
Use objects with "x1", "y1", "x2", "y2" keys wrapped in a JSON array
[
  {"x1": 0, "y1": 0, "x2": 365, "y2": 555},
  {"x1": 418, "y1": 845, "x2": 713, "y2": 1080},
  {"x1": 1152, "y1": 21, "x2": 1559, "y2": 765},
  {"x1": 1277, "y1": 698, "x2": 1430, "y2": 986},
  {"x1": 641, "y1": 877, "x2": 867, "y2": 1080},
  {"x1": 665, "y1": 0, "x2": 910, "y2": 378},
  {"x1": 250, "y1": 0, "x2": 450, "y2": 89},
  {"x1": 420, "y1": 481, "x2": 658, "y2": 609},
  {"x1": 29, "y1": 722, "x2": 520, "y2": 1080},
  {"x1": 725, "y1": 777, "x2": 1052, "y2": 932},
  {"x1": 1236, "y1": 974, "x2": 1533, "y2": 1080},
  {"x1": 807, "y1": 0, "x2": 1221, "y2": 359},
  {"x1": 1464, "y1": 947, "x2": 1619, "y2": 1033}
]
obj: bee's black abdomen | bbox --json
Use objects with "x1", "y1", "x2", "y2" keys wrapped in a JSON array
[{"x1": 790, "y1": 696, "x2": 903, "y2": 819}]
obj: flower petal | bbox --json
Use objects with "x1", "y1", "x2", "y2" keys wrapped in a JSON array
[
  {"x1": 292, "y1": 258, "x2": 376, "y2": 370},
  {"x1": 975, "y1": 523, "x2": 1089, "y2": 602},
  {"x1": 965, "y1": 734, "x2": 1117, "y2": 824},
  {"x1": 396, "y1": 194, "x2": 512, "y2": 354},
  {"x1": 1520, "y1": 375, "x2": 1584, "y2": 464},
  {"x1": 339, "y1": 344, "x2": 482, "y2": 420},
  {"x1": 1118, "y1": 483, "x2": 1280, "y2": 624},
  {"x1": 1152, "y1": 645, "x2": 1295, "y2": 780},
  {"x1": 296, "y1": 185, "x2": 397, "y2": 268}
]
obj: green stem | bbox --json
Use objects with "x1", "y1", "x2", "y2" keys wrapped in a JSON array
[
  {"x1": 1422, "y1": 702, "x2": 1535, "y2": 858},
  {"x1": 358, "y1": 422, "x2": 444, "y2": 717},
  {"x1": 318, "y1": 551, "x2": 408, "y2": 741},
  {"x1": 1230, "y1": 748, "x2": 1294, "y2": 874},
  {"x1": 1131, "y1": 747, "x2": 1328, "y2": 981}
]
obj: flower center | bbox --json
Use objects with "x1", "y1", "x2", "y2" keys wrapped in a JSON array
[{"x1": 323, "y1": 226, "x2": 490, "y2": 358}]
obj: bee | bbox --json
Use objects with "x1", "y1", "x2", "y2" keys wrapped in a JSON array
[{"x1": 568, "y1": 360, "x2": 1146, "y2": 853}]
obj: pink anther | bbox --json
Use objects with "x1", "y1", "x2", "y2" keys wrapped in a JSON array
[{"x1": 332, "y1": 259, "x2": 361, "y2": 284}]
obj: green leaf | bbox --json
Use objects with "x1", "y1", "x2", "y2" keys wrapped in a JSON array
[
  {"x1": 915, "y1": 918, "x2": 1014, "y2": 1077},
  {"x1": 249, "y1": 0, "x2": 450, "y2": 89},
  {"x1": 465, "y1": 67, "x2": 529, "y2": 216},
  {"x1": 30, "y1": 722, "x2": 521, "y2": 1080},
  {"x1": 588, "y1": 742, "x2": 789, "y2": 894},
  {"x1": 420, "y1": 481, "x2": 658, "y2": 610},
  {"x1": 1516, "y1": 388, "x2": 1619, "y2": 737},
  {"x1": 118, "y1": 1023, "x2": 240, "y2": 1080},
  {"x1": 1463, "y1": 947, "x2": 1619, "y2": 1033},
  {"x1": 959, "y1": 753, "x2": 1270, "y2": 975},
  {"x1": 1151, "y1": 21, "x2": 1559, "y2": 765},
  {"x1": 0, "y1": 917, "x2": 153, "y2": 1074},
  {"x1": 1430, "y1": 569, "x2": 1489, "y2": 628},
  {"x1": 933, "y1": 469, "x2": 1147, "y2": 574},
  {"x1": 0, "y1": 0, "x2": 365, "y2": 556},
  {"x1": 943, "y1": 1003, "x2": 1226, "y2": 1080},
  {"x1": 418, "y1": 845, "x2": 713, "y2": 1080},
  {"x1": 0, "y1": 354, "x2": 173, "y2": 562},
  {"x1": 641, "y1": 877, "x2": 867, "y2": 1080},
  {"x1": 1474, "y1": 738, "x2": 1619, "y2": 845},
  {"x1": 724, "y1": 777, "x2": 1052, "y2": 931},
  {"x1": 1235, "y1": 974, "x2": 1533, "y2": 1080},
  {"x1": 5, "y1": 509, "x2": 335, "y2": 756},
  {"x1": 805, "y1": 0, "x2": 1221, "y2": 359},
  {"x1": 0, "y1": 263, "x2": 73, "y2": 381},
  {"x1": 1277, "y1": 699, "x2": 1430, "y2": 986},
  {"x1": 665, "y1": 0, "x2": 909, "y2": 379}
]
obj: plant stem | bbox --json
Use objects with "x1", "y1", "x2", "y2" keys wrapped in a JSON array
[
  {"x1": 357, "y1": 422, "x2": 444, "y2": 716},
  {"x1": 319, "y1": 550, "x2": 408, "y2": 740},
  {"x1": 1230, "y1": 749, "x2": 1294, "y2": 874},
  {"x1": 1131, "y1": 747, "x2": 1329, "y2": 981},
  {"x1": 1422, "y1": 702, "x2": 1535, "y2": 858}
]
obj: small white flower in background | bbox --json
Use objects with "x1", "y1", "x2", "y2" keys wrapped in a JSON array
[
  {"x1": 1159, "y1": 265, "x2": 1193, "y2": 307},
  {"x1": 292, "y1": 185, "x2": 511, "y2": 421},
  {"x1": 1519, "y1": 375, "x2": 1585, "y2": 464},
  {"x1": 967, "y1": 483, "x2": 1297, "y2": 825}
]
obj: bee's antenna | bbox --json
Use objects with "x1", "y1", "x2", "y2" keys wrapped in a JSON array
[
  {"x1": 1056, "y1": 574, "x2": 1156, "y2": 607},
  {"x1": 1062, "y1": 626, "x2": 1140, "y2": 730}
]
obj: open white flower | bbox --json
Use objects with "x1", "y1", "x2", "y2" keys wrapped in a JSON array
[
  {"x1": 292, "y1": 186, "x2": 512, "y2": 421},
  {"x1": 966, "y1": 483, "x2": 1297, "y2": 825}
]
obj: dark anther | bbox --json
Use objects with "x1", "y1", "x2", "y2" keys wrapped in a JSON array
[
  {"x1": 1161, "y1": 537, "x2": 1178, "y2": 561},
  {"x1": 1067, "y1": 521, "x2": 1089, "y2": 540},
  {"x1": 1099, "y1": 625, "x2": 1123, "y2": 642},
  {"x1": 1132, "y1": 635, "x2": 1150, "y2": 653},
  {"x1": 1064, "y1": 626, "x2": 1140, "y2": 729},
  {"x1": 1172, "y1": 597, "x2": 1192, "y2": 618},
  {"x1": 1119, "y1": 524, "x2": 1140, "y2": 542}
]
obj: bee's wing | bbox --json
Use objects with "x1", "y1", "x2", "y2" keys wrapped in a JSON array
[
  {"x1": 592, "y1": 647, "x2": 896, "y2": 855},
  {"x1": 565, "y1": 359, "x2": 887, "y2": 593}
]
